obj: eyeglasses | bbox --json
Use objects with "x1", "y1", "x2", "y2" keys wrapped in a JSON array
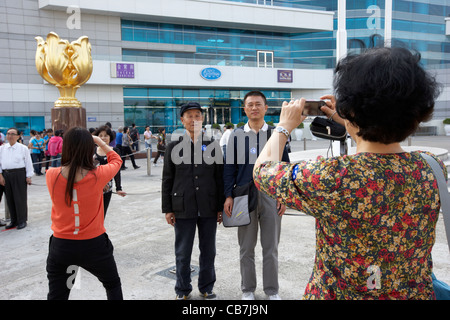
[{"x1": 6, "y1": 133, "x2": 19, "y2": 136}]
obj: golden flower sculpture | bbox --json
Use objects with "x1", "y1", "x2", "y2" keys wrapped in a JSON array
[{"x1": 35, "y1": 32, "x2": 93, "y2": 108}]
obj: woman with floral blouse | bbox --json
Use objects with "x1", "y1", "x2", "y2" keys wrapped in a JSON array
[{"x1": 253, "y1": 47, "x2": 445, "y2": 300}]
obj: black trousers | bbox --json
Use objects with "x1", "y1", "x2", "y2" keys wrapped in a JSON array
[
  {"x1": 174, "y1": 217, "x2": 217, "y2": 296},
  {"x1": 3, "y1": 168, "x2": 27, "y2": 225},
  {"x1": 121, "y1": 146, "x2": 137, "y2": 167},
  {"x1": 153, "y1": 151, "x2": 164, "y2": 164},
  {"x1": 103, "y1": 191, "x2": 112, "y2": 217},
  {"x1": 46, "y1": 233, "x2": 123, "y2": 300},
  {"x1": 116, "y1": 145, "x2": 125, "y2": 169}
]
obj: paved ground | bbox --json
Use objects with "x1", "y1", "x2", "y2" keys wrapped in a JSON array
[{"x1": 0, "y1": 136, "x2": 449, "y2": 301}]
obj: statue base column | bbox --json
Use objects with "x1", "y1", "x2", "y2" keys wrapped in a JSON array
[{"x1": 51, "y1": 107, "x2": 86, "y2": 132}]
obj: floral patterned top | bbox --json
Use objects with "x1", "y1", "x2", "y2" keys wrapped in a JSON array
[{"x1": 253, "y1": 151, "x2": 446, "y2": 300}]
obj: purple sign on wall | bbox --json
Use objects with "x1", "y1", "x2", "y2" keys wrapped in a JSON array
[
  {"x1": 115, "y1": 63, "x2": 135, "y2": 78},
  {"x1": 277, "y1": 70, "x2": 293, "y2": 83}
]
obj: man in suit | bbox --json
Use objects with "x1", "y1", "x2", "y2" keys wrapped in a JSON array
[
  {"x1": 161, "y1": 102, "x2": 224, "y2": 300},
  {"x1": 0, "y1": 127, "x2": 34, "y2": 230},
  {"x1": 223, "y1": 91, "x2": 290, "y2": 300}
]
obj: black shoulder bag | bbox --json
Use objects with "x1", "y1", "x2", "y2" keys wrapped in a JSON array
[{"x1": 310, "y1": 117, "x2": 347, "y2": 141}]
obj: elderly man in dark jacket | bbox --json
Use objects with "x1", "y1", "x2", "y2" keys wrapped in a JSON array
[{"x1": 162, "y1": 102, "x2": 224, "y2": 300}]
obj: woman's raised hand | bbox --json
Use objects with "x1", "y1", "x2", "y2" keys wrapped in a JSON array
[{"x1": 277, "y1": 98, "x2": 307, "y2": 133}]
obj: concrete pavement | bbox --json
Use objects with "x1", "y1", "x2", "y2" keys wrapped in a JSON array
[{"x1": 0, "y1": 136, "x2": 449, "y2": 301}]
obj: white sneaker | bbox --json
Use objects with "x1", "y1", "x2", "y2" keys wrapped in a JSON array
[
  {"x1": 242, "y1": 292, "x2": 255, "y2": 300},
  {"x1": 268, "y1": 294, "x2": 281, "y2": 300}
]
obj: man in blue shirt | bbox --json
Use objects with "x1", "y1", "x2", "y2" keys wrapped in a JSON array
[
  {"x1": 29, "y1": 131, "x2": 45, "y2": 176},
  {"x1": 223, "y1": 91, "x2": 290, "y2": 300},
  {"x1": 115, "y1": 127, "x2": 125, "y2": 169}
]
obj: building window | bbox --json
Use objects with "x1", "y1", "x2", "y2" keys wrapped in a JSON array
[
  {"x1": 0, "y1": 116, "x2": 45, "y2": 136},
  {"x1": 257, "y1": 51, "x2": 274, "y2": 68},
  {"x1": 121, "y1": 20, "x2": 335, "y2": 69},
  {"x1": 257, "y1": 0, "x2": 273, "y2": 5}
]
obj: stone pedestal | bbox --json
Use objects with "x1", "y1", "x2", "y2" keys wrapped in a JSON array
[{"x1": 51, "y1": 107, "x2": 86, "y2": 132}]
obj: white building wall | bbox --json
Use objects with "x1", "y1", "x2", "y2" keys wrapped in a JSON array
[
  {"x1": 39, "y1": 0, "x2": 334, "y2": 33},
  {"x1": 90, "y1": 60, "x2": 333, "y2": 90}
]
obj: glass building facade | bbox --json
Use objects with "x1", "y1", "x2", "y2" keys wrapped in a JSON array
[
  {"x1": 0, "y1": 116, "x2": 45, "y2": 136},
  {"x1": 121, "y1": 20, "x2": 335, "y2": 69},
  {"x1": 120, "y1": 0, "x2": 450, "y2": 132}
]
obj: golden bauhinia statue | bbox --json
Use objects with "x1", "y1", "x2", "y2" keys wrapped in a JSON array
[
  {"x1": 35, "y1": 32, "x2": 93, "y2": 130},
  {"x1": 35, "y1": 32, "x2": 93, "y2": 108}
]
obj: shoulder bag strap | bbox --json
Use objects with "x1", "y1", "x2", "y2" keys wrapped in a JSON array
[{"x1": 421, "y1": 153, "x2": 450, "y2": 252}]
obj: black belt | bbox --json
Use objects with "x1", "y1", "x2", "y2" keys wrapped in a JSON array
[{"x1": 2, "y1": 168, "x2": 25, "y2": 173}]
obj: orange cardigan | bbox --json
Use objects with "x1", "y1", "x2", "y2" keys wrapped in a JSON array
[{"x1": 46, "y1": 150, "x2": 122, "y2": 240}]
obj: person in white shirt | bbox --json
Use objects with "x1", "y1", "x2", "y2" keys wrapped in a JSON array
[
  {"x1": 219, "y1": 124, "x2": 233, "y2": 159},
  {"x1": 143, "y1": 125, "x2": 156, "y2": 156},
  {"x1": 0, "y1": 127, "x2": 34, "y2": 230}
]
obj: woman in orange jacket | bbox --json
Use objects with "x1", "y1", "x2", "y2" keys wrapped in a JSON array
[{"x1": 45, "y1": 127, "x2": 123, "y2": 300}]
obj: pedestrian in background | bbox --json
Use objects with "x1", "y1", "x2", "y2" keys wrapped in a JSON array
[
  {"x1": 219, "y1": 124, "x2": 233, "y2": 160},
  {"x1": 0, "y1": 127, "x2": 34, "y2": 230},
  {"x1": 47, "y1": 130, "x2": 63, "y2": 168},
  {"x1": 129, "y1": 123, "x2": 139, "y2": 152},
  {"x1": 115, "y1": 127, "x2": 125, "y2": 170},
  {"x1": 93, "y1": 126, "x2": 127, "y2": 217},
  {"x1": 29, "y1": 131, "x2": 45, "y2": 176},
  {"x1": 43, "y1": 129, "x2": 53, "y2": 172},
  {"x1": 144, "y1": 125, "x2": 156, "y2": 160},
  {"x1": 0, "y1": 130, "x2": 4, "y2": 146},
  {"x1": 105, "y1": 122, "x2": 116, "y2": 147},
  {"x1": 153, "y1": 127, "x2": 166, "y2": 166},
  {"x1": 121, "y1": 126, "x2": 140, "y2": 170}
]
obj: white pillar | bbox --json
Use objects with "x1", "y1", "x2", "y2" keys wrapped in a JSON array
[
  {"x1": 384, "y1": 0, "x2": 392, "y2": 47},
  {"x1": 334, "y1": 0, "x2": 348, "y2": 156},
  {"x1": 336, "y1": 0, "x2": 347, "y2": 63}
]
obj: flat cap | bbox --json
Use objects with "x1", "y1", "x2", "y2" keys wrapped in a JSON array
[{"x1": 180, "y1": 102, "x2": 202, "y2": 117}]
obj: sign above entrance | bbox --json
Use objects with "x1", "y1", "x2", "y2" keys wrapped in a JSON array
[
  {"x1": 111, "y1": 63, "x2": 135, "y2": 78},
  {"x1": 277, "y1": 70, "x2": 293, "y2": 83},
  {"x1": 200, "y1": 67, "x2": 221, "y2": 80}
]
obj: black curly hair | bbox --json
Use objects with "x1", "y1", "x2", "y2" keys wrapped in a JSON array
[{"x1": 334, "y1": 47, "x2": 441, "y2": 144}]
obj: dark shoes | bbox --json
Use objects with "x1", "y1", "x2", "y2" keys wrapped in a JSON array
[
  {"x1": 17, "y1": 222, "x2": 27, "y2": 230},
  {"x1": 5, "y1": 223, "x2": 16, "y2": 229},
  {"x1": 133, "y1": 165, "x2": 140, "y2": 169},
  {"x1": 4, "y1": 222, "x2": 26, "y2": 230}
]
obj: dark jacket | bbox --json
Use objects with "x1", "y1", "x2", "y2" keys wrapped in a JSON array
[
  {"x1": 223, "y1": 125, "x2": 290, "y2": 198},
  {"x1": 161, "y1": 133, "x2": 224, "y2": 219},
  {"x1": 94, "y1": 147, "x2": 122, "y2": 192}
]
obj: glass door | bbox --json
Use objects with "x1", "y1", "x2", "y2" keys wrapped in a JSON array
[
  {"x1": 213, "y1": 99, "x2": 231, "y2": 124},
  {"x1": 214, "y1": 107, "x2": 231, "y2": 124}
]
